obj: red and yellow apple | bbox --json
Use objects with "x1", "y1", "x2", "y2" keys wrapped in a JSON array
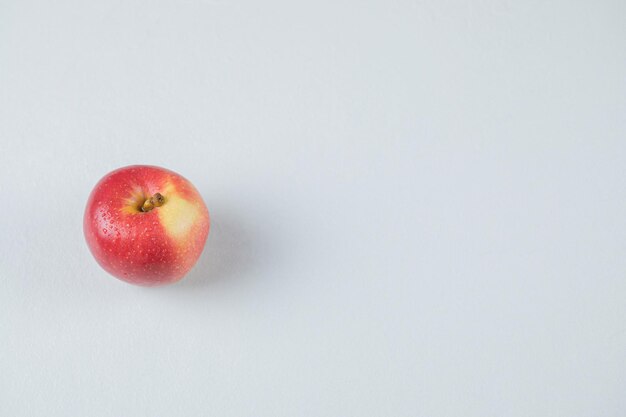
[{"x1": 84, "y1": 165, "x2": 210, "y2": 286}]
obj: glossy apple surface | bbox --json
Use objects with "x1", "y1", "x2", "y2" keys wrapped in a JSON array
[{"x1": 84, "y1": 165, "x2": 210, "y2": 286}]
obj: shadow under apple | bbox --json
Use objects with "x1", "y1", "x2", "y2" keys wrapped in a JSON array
[{"x1": 172, "y1": 204, "x2": 256, "y2": 290}]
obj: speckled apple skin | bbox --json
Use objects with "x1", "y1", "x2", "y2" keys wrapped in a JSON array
[{"x1": 84, "y1": 165, "x2": 210, "y2": 286}]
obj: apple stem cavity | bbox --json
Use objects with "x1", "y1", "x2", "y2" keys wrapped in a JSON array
[{"x1": 141, "y1": 193, "x2": 166, "y2": 212}]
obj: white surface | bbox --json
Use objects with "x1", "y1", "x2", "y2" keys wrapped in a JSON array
[{"x1": 1, "y1": 0, "x2": 625, "y2": 415}]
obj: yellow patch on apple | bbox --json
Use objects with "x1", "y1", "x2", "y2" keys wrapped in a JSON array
[{"x1": 157, "y1": 191, "x2": 201, "y2": 242}]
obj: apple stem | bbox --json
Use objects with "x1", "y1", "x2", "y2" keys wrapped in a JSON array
[{"x1": 141, "y1": 193, "x2": 166, "y2": 212}]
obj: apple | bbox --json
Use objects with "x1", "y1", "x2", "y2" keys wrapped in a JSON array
[{"x1": 84, "y1": 165, "x2": 210, "y2": 286}]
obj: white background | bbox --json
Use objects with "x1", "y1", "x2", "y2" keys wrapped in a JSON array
[{"x1": 1, "y1": 1, "x2": 625, "y2": 416}]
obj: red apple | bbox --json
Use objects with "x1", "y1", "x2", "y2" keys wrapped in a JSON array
[{"x1": 84, "y1": 165, "x2": 210, "y2": 286}]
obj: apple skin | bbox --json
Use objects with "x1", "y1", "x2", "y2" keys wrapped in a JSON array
[{"x1": 84, "y1": 165, "x2": 210, "y2": 286}]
